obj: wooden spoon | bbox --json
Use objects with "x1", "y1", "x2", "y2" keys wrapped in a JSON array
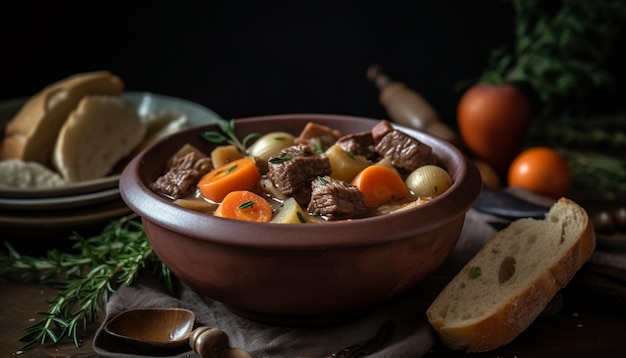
[{"x1": 105, "y1": 307, "x2": 252, "y2": 357}]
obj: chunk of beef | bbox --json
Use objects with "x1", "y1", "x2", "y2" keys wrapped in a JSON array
[
  {"x1": 336, "y1": 131, "x2": 379, "y2": 160},
  {"x1": 307, "y1": 176, "x2": 368, "y2": 219},
  {"x1": 150, "y1": 151, "x2": 213, "y2": 199},
  {"x1": 252, "y1": 156, "x2": 269, "y2": 175},
  {"x1": 294, "y1": 122, "x2": 342, "y2": 152},
  {"x1": 371, "y1": 120, "x2": 394, "y2": 141},
  {"x1": 375, "y1": 130, "x2": 437, "y2": 173},
  {"x1": 267, "y1": 145, "x2": 332, "y2": 206}
]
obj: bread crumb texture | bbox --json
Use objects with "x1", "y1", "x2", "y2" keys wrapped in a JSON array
[
  {"x1": 0, "y1": 159, "x2": 66, "y2": 188},
  {"x1": 426, "y1": 198, "x2": 594, "y2": 352}
]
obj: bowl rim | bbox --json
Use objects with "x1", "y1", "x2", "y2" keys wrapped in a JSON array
[{"x1": 120, "y1": 113, "x2": 482, "y2": 250}]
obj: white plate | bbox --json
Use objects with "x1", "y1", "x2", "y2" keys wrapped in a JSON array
[
  {"x1": 0, "y1": 200, "x2": 133, "y2": 240},
  {"x1": 0, "y1": 92, "x2": 222, "y2": 199},
  {"x1": 0, "y1": 187, "x2": 121, "y2": 211}
]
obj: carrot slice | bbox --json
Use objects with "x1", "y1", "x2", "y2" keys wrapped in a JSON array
[
  {"x1": 214, "y1": 190, "x2": 273, "y2": 222},
  {"x1": 351, "y1": 165, "x2": 409, "y2": 207},
  {"x1": 197, "y1": 157, "x2": 260, "y2": 202}
]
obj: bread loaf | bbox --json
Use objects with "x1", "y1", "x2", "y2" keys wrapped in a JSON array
[
  {"x1": 1, "y1": 71, "x2": 123, "y2": 166},
  {"x1": 426, "y1": 197, "x2": 596, "y2": 352},
  {"x1": 53, "y1": 95, "x2": 146, "y2": 182}
]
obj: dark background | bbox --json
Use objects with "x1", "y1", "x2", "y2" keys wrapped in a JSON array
[{"x1": 1, "y1": 1, "x2": 624, "y2": 128}]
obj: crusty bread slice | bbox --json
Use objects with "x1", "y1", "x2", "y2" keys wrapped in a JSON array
[
  {"x1": 53, "y1": 95, "x2": 146, "y2": 182},
  {"x1": 1, "y1": 71, "x2": 123, "y2": 166},
  {"x1": 426, "y1": 197, "x2": 596, "y2": 352}
]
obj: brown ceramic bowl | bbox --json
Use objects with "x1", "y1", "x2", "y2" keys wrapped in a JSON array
[{"x1": 120, "y1": 114, "x2": 482, "y2": 325}]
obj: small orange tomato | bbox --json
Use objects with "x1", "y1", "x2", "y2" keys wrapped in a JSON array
[{"x1": 507, "y1": 147, "x2": 572, "y2": 199}]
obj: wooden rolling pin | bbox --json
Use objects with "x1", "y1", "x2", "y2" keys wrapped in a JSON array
[{"x1": 366, "y1": 65, "x2": 461, "y2": 147}]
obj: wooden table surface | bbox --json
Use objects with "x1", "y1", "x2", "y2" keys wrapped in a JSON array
[
  {"x1": 2, "y1": 191, "x2": 625, "y2": 357},
  {"x1": 2, "y1": 263, "x2": 625, "y2": 357}
]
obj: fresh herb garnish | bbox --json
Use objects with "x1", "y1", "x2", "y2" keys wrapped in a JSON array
[
  {"x1": 0, "y1": 216, "x2": 172, "y2": 349},
  {"x1": 200, "y1": 119, "x2": 261, "y2": 153},
  {"x1": 312, "y1": 142, "x2": 324, "y2": 154},
  {"x1": 269, "y1": 156, "x2": 292, "y2": 164},
  {"x1": 469, "y1": 266, "x2": 482, "y2": 279},
  {"x1": 225, "y1": 164, "x2": 238, "y2": 174},
  {"x1": 237, "y1": 200, "x2": 255, "y2": 209}
]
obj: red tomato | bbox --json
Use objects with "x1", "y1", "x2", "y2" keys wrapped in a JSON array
[
  {"x1": 507, "y1": 147, "x2": 572, "y2": 199},
  {"x1": 457, "y1": 83, "x2": 531, "y2": 178}
]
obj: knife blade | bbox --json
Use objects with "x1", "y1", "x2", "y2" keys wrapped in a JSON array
[
  {"x1": 295, "y1": 320, "x2": 395, "y2": 358},
  {"x1": 474, "y1": 187, "x2": 552, "y2": 220}
]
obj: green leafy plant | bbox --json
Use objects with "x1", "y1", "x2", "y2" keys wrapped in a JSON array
[
  {"x1": 0, "y1": 216, "x2": 173, "y2": 349},
  {"x1": 482, "y1": 0, "x2": 626, "y2": 115}
]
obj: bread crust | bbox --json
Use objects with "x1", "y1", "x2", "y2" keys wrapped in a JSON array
[
  {"x1": 426, "y1": 198, "x2": 596, "y2": 352},
  {"x1": 1, "y1": 71, "x2": 123, "y2": 165}
]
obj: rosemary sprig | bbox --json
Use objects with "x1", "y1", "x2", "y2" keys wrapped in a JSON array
[
  {"x1": 526, "y1": 113, "x2": 626, "y2": 151},
  {"x1": 0, "y1": 215, "x2": 172, "y2": 349},
  {"x1": 237, "y1": 200, "x2": 255, "y2": 209},
  {"x1": 560, "y1": 150, "x2": 626, "y2": 194},
  {"x1": 200, "y1": 118, "x2": 261, "y2": 153}
]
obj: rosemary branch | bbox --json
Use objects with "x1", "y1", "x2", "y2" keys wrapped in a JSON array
[
  {"x1": 0, "y1": 215, "x2": 173, "y2": 349},
  {"x1": 560, "y1": 150, "x2": 626, "y2": 194},
  {"x1": 526, "y1": 114, "x2": 626, "y2": 151}
]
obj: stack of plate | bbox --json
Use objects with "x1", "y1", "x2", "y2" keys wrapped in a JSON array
[
  {"x1": 0, "y1": 175, "x2": 131, "y2": 240},
  {"x1": 0, "y1": 92, "x2": 221, "y2": 242}
]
